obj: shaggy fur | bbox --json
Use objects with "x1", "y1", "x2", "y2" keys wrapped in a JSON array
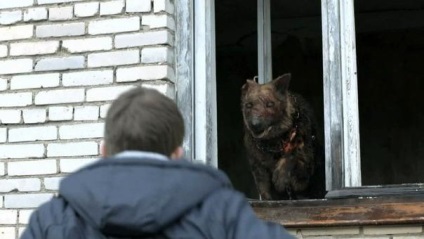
[{"x1": 241, "y1": 73, "x2": 326, "y2": 200}]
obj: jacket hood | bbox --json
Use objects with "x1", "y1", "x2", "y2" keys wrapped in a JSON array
[{"x1": 59, "y1": 155, "x2": 232, "y2": 237}]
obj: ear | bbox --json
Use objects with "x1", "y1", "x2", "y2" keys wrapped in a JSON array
[
  {"x1": 241, "y1": 79, "x2": 257, "y2": 95},
  {"x1": 100, "y1": 140, "x2": 107, "y2": 158},
  {"x1": 272, "y1": 73, "x2": 291, "y2": 94},
  {"x1": 170, "y1": 146, "x2": 184, "y2": 160}
]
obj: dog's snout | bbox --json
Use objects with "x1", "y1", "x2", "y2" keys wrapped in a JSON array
[
  {"x1": 251, "y1": 118, "x2": 261, "y2": 127},
  {"x1": 249, "y1": 117, "x2": 265, "y2": 133}
]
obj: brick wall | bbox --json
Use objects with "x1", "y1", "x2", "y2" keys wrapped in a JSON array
[{"x1": 0, "y1": 0, "x2": 175, "y2": 238}]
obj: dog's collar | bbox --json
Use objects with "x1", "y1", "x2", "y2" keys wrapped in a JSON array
[{"x1": 252, "y1": 126, "x2": 298, "y2": 155}]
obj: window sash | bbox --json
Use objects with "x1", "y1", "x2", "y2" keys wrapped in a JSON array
[
  {"x1": 176, "y1": 0, "x2": 218, "y2": 166},
  {"x1": 322, "y1": 0, "x2": 361, "y2": 190},
  {"x1": 257, "y1": 0, "x2": 273, "y2": 84},
  {"x1": 176, "y1": 0, "x2": 362, "y2": 191}
]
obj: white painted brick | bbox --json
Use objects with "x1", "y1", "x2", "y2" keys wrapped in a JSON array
[
  {"x1": 23, "y1": 109, "x2": 47, "y2": 124},
  {"x1": 44, "y1": 177, "x2": 63, "y2": 191},
  {"x1": 0, "y1": 78, "x2": 7, "y2": 90},
  {"x1": 24, "y1": 8, "x2": 47, "y2": 22},
  {"x1": 0, "y1": 110, "x2": 21, "y2": 124},
  {"x1": 48, "y1": 142, "x2": 98, "y2": 157},
  {"x1": 0, "y1": 227, "x2": 15, "y2": 239},
  {"x1": 19, "y1": 210, "x2": 34, "y2": 224},
  {"x1": 364, "y1": 225, "x2": 423, "y2": 235},
  {"x1": 5, "y1": 194, "x2": 53, "y2": 209},
  {"x1": 11, "y1": 73, "x2": 60, "y2": 90},
  {"x1": 154, "y1": 0, "x2": 174, "y2": 14},
  {"x1": 0, "y1": 210, "x2": 17, "y2": 224},
  {"x1": 100, "y1": 0, "x2": 124, "y2": 15},
  {"x1": 63, "y1": 37, "x2": 112, "y2": 53},
  {"x1": 60, "y1": 157, "x2": 98, "y2": 173},
  {"x1": 63, "y1": 70, "x2": 113, "y2": 86},
  {"x1": 126, "y1": 0, "x2": 151, "y2": 12},
  {"x1": 86, "y1": 85, "x2": 135, "y2": 102},
  {"x1": 0, "y1": 25, "x2": 33, "y2": 42},
  {"x1": 117, "y1": 65, "x2": 174, "y2": 82},
  {"x1": 142, "y1": 82, "x2": 175, "y2": 99},
  {"x1": 394, "y1": 236, "x2": 424, "y2": 239},
  {"x1": 0, "y1": 144, "x2": 44, "y2": 159},
  {"x1": 0, "y1": 0, "x2": 33, "y2": 10},
  {"x1": 0, "y1": 128, "x2": 5, "y2": 142},
  {"x1": 36, "y1": 22, "x2": 85, "y2": 38},
  {"x1": 74, "y1": 106, "x2": 99, "y2": 121},
  {"x1": 8, "y1": 160, "x2": 56, "y2": 176},
  {"x1": 10, "y1": 41, "x2": 59, "y2": 56},
  {"x1": 301, "y1": 227, "x2": 360, "y2": 236},
  {"x1": 0, "y1": 44, "x2": 7, "y2": 58},
  {"x1": 75, "y1": 2, "x2": 99, "y2": 17},
  {"x1": 88, "y1": 50, "x2": 139, "y2": 67},
  {"x1": 49, "y1": 6, "x2": 73, "y2": 21},
  {"x1": 0, "y1": 59, "x2": 33, "y2": 75},
  {"x1": 0, "y1": 179, "x2": 41, "y2": 193},
  {"x1": 0, "y1": 93, "x2": 32, "y2": 107},
  {"x1": 38, "y1": 0, "x2": 81, "y2": 4},
  {"x1": 0, "y1": 162, "x2": 4, "y2": 175},
  {"x1": 0, "y1": 195, "x2": 2, "y2": 207},
  {"x1": 35, "y1": 56, "x2": 84, "y2": 71},
  {"x1": 60, "y1": 122, "x2": 104, "y2": 139},
  {"x1": 89, "y1": 16, "x2": 140, "y2": 35},
  {"x1": 0, "y1": 10, "x2": 22, "y2": 25},
  {"x1": 48, "y1": 106, "x2": 73, "y2": 121},
  {"x1": 142, "y1": 14, "x2": 174, "y2": 30},
  {"x1": 115, "y1": 30, "x2": 172, "y2": 48},
  {"x1": 141, "y1": 46, "x2": 173, "y2": 64},
  {"x1": 100, "y1": 104, "x2": 110, "y2": 118},
  {"x1": 35, "y1": 89, "x2": 85, "y2": 105},
  {"x1": 9, "y1": 126, "x2": 57, "y2": 142}
]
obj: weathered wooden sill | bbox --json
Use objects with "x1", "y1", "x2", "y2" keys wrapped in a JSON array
[{"x1": 250, "y1": 186, "x2": 424, "y2": 228}]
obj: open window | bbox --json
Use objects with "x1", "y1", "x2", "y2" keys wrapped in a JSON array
[
  {"x1": 215, "y1": 0, "x2": 324, "y2": 198},
  {"x1": 176, "y1": 0, "x2": 424, "y2": 203}
]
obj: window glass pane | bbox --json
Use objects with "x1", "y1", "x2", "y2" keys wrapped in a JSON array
[
  {"x1": 215, "y1": 0, "x2": 324, "y2": 199},
  {"x1": 356, "y1": 0, "x2": 424, "y2": 185}
]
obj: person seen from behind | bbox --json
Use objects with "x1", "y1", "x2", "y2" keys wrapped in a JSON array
[{"x1": 21, "y1": 86, "x2": 294, "y2": 239}]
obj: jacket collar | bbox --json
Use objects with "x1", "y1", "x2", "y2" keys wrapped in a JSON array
[{"x1": 114, "y1": 150, "x2": 169, "y2": 161}]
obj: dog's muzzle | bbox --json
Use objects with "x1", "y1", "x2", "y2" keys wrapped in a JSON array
[{"x1": 249, "y1": 117, "x2": 267, "y2": 135}]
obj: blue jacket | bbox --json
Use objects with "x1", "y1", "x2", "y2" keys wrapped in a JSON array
[{"x1": 21, "y1": 152, "x2": 294, "y2": 239}]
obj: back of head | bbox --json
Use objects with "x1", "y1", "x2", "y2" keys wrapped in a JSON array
[{"x1": 104, "y1": 87, "x2": 185, "y2": 157}]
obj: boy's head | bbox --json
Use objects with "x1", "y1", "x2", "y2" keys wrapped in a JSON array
[{"x1": 102, "y1": 87, "x2": 185, "y2": 159}]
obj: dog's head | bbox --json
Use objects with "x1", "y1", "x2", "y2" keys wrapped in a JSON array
[{"x1": 241, "y1": 73, "x2": 294, "y2": 139}]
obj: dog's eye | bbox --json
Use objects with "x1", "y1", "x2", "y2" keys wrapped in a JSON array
[
  {"x1": 245, "y1": 103, "x2": 253, "y2": 108},
  {"x1": 266, "y1": 102, "x2": 275, "y2": 107}
]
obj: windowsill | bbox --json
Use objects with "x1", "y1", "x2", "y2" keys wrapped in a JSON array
[{"x1": 250, "y1": 193, "x2": 424, "y2": 228}]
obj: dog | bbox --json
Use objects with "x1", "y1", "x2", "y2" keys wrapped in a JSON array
[{"x1": 241, "y1": 73, "x2": 325, "y2": 200}]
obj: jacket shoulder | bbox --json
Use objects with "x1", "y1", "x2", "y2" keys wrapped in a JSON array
[
  {"x1": 168, "y1": 188, "x2": 294, "y2": 239},
  {"x1": 21, "y1": 196, "x2": 98, "y2": 239}
]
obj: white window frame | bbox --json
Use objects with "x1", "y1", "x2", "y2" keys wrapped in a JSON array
[{"x1": 176, "y1": 0, "x2": 362, "y2": 192}]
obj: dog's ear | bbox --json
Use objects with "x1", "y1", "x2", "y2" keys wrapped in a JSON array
[
  {"x1": 241, "y1": 79, "x2": 257, "y2": 94},
  {"x1": 272, "y1": 73, "x2": 291, "y2": 94}
]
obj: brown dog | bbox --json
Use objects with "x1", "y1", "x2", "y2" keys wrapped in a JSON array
[{"x1": 241, "y1": 73, "x2": 325, "y2": 200}]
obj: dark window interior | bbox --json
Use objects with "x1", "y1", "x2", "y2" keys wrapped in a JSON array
[
  {"x1": 356, "y1": 0, "x2": 424, "y2": 185},
  {"x1": 215, "y1": 0, "x2": 323, "y2": 199},
  {"x1": 215, "y1": 0, "x2": 424, "y2": 197}
]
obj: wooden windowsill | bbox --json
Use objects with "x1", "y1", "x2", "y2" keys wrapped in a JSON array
[{"x1": 250, "y1": 194, "x2": 424, "y2": 228}]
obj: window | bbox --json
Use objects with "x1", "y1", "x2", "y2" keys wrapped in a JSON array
[{"x1": 176, "y1": 0, "x2": 424, "y2": 201}]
